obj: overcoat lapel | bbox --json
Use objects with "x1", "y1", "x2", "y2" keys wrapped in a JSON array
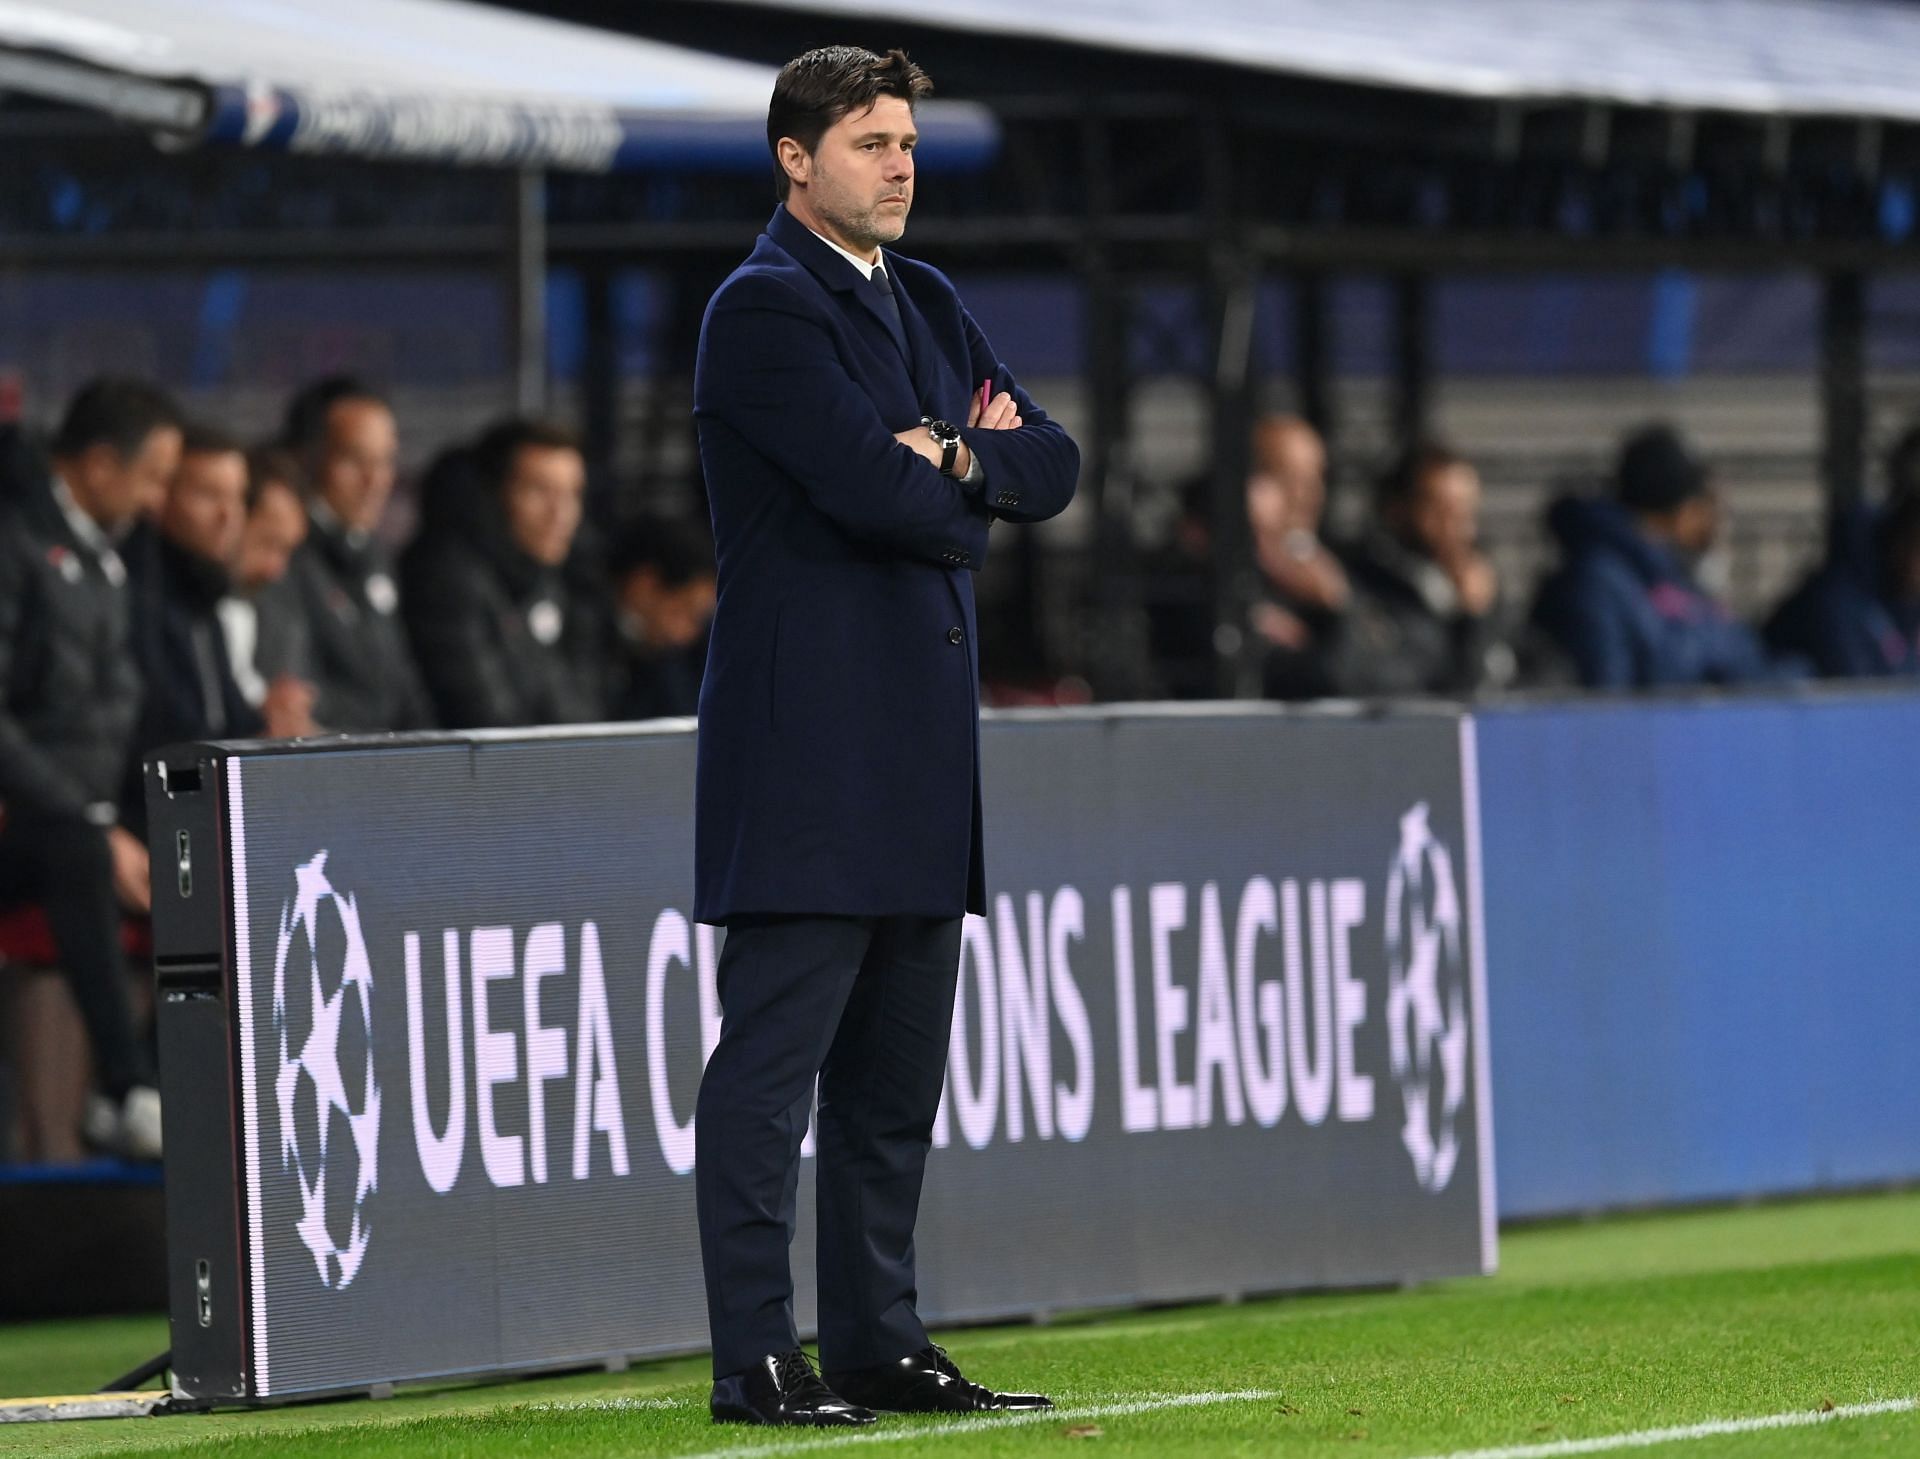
[{"x1": 766, "y1": 208, "x2": 913, "y2": 372}]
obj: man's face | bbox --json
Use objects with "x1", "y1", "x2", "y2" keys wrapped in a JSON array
[
  {"x1": 1672, "y1": 490, "x2": 1722, "y2": 559},
  {"x1": 314, "y1": 398, "x2": 398, "y2": 533},
  {"x1": 501, "y1": 444, "x2": 586, "y2": 568},
  {"x1": 234, "y1": 480, "x2": 308, "y2": 590},
  {"x1": 783, "y1": 95, "x2": 916, "y2": 254},
  {"x1": 622, "y1": 568, "x2": 716, "y2": 650},
  {"x1": 1251, "y1": 420, "x2": 1327, "y2": 532},
  {"x1": 1402, "y1": 462, "x2": 1482, "y2": 561},
  {"x1": 163, "y1": 448, "x2": 248, "y2": 565},
  {"x1": 69, "y1": 425, "x2": 183, "y2": 530}
]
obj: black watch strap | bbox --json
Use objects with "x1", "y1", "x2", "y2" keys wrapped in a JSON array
[{"x1": 925, "y1": 418, "x2": 962, "y2": 476}]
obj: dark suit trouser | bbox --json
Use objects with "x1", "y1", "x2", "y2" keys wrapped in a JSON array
[
  {"x1": 694, "y1": 913, "x2": 962, "y2": 1380},
  {"x1": 0, "y1": 815, "x2": 150, "y2": 1099}
]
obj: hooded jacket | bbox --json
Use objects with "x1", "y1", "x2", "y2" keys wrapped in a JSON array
[{"x1": 1532, "y1": 496, "x2": 1782, "y2": 690}]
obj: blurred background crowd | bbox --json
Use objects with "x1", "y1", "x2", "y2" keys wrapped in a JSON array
[
  {"x1": 0, "y1": 375, "x2": 722, "y2": 1165},
  {"x1": 1151, "y1": 409, "x2": 1920, "y2": 702},
  {"x1": 8, "y1": 0, "x2": 1920, "y2": 1181},
  {"x1": 6, "y1": 367, "x2": 1918, "y2": 1166}
]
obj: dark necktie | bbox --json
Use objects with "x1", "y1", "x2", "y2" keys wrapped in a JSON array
[{"x1": 865, "y1": 264, "x2": 910, "y2": 360}]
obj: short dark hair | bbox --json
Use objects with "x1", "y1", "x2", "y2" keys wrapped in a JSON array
[
  {"x1": 1378, "y1": 440, "x2": 1472, "y2": 509},
  {"x1": 51, "y1": 377, "x2": 182, "y2": 460},
  {"x1": 611, "y1": 515, "x2": 716, "y2": 588},
  {"x1": 245, "y1": 445, "x2": 303, "y2": 510},
  {"x1": 1615, "y1": 423, "x2": 1709, "y2": 515},
  {"x1": 179, "y1": 420, "x2": 245, "y2": 460},
  {"x1": 281, "y1": 374, "x2": 388, "y2": 455},
  {"x1": 767, "y1": 46, "x2": 932, "y2": 202},
  {"x1": 472, "y1": 417, "x2": 582, "y2": 495}
]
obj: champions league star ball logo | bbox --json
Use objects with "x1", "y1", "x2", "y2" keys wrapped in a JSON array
[
  {"x1": 271, "y1": 852, "x2": 381, "y2": 1288},
  {"x1": 1383, "y1": 803, "x2": 1469, "y2": 1194}
]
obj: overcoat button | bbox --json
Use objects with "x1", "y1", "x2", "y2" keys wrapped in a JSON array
[{"x1": 947, "y1": 627, "x2": 964, "y2": 645}]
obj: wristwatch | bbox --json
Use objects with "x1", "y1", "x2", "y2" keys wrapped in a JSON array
[{"x1": 924, "y1": 417, "x2": 962, "y2": 476}]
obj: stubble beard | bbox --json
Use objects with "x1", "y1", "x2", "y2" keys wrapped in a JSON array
[{"x1": 818, "y1": 180, "x2": 909, "y2": 253}]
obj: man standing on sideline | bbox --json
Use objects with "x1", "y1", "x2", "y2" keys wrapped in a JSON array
[{"x1": 692, "y1": 46, "x2": 1079, "y2": 1428}]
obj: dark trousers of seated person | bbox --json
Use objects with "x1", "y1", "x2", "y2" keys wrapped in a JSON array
[
  {"x1": 0, "y1": 815, "x2": 151, "y2": 1099},
  {"x1": 694, "y1": 913, "x2": 963, "y2": 1380}
]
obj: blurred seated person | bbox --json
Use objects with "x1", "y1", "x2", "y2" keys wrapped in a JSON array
[
  {"x1": 609, "y1": 515, "x2": 716, "y2": 721},
  {"x1": 1327, "y1": 441, "x2": 1520, "y2": 698},
  {"x1": 122, "y1": 425, "x2": 316, "y2": 835},
  {"x1": 1533, "y1": 423, "x2": 1786, "y2": 690},
  {"x1": 0, "y1": 378, "x2": 181, "y2": 1158},
  {"x1": 262, "y1": 375, "x2": 432, "y2": 730},
  {"x1": 1766, "y1": 488, "x2": 1920, "y2": 678},
  {"x1": 219, "y1": 447, "x2": 316, "y2": 715},
  {"x1": 1246, "y1": 414, "x2": 1349, "y2": 700},
  {"x1": 401, "y1": 418, "x2": 605, "y2": 729}
]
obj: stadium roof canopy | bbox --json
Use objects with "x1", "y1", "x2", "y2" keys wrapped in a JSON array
[
  {"x1": 0, "y1": 0, "x2": 997, "y2": 171},
  {"x1": 684, "y1": 0, "x2": 1920, "y2": 123}
]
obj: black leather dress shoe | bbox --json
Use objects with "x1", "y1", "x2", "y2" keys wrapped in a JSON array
[
  {"x1": 824, "y1": 1342, "x2": 1054, "y2": 1414},
  {"x1": 710, "y1": 1349, "x2": 877, "y2": 1426}
]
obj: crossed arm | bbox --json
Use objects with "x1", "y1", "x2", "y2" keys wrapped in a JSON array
[
  {"x1": 699, "y1": 280, "x2": 991, "y2": 569},
  {"x1": 698, "y1": 278, "x2": 1079, "y2": 565}
]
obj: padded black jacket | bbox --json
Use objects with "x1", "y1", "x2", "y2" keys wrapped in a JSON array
[{"x1": 0, "y1": 473, "x2": 142, "y2": 824}]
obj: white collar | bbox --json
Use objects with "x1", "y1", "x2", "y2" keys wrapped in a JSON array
[
  {"x1": 50, "y1": 474, "x2": 127, "y2": 585},
  {"x1": 51, "y1": 474, "x2": 116, "y2": 556},
  {"x1": 309, "y1": 493, "x2": 371, "y2": 551},
  {"x1": 807, "y1": 226, "x2": 886, "y2": 283}
]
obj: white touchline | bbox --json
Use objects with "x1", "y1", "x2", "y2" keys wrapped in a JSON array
[
  {"x1": 683, "y1": 1387, "x2": 1282, "y2": 1459},
  {"x1": 1412, "y1": 1396, "x2": 1918, "y2": 1459}
]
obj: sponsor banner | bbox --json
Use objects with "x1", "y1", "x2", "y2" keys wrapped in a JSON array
[{"x1": 223, "y1": 708, "x2": 1493, "y2": 1398}]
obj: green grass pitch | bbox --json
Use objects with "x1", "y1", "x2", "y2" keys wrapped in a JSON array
[{"x1": 2, "y1": 1190, "x2": 1915, "y2": 1458}]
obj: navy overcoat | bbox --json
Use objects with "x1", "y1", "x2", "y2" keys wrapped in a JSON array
[{"x1": 692, "y1": 206, "x2": 1079, "y2": 924}]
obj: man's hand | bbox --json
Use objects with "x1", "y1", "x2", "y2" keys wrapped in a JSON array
[
  {"x1": 892, "y1": 390, "x2": 1023, "y2": 476},
  {"x1": 1441, "y1": 549, "x2": 1499, "y2": 618},
  {"x1": 108, "y1": 825, "x2": 151, "y2": 915},
  {"x1": 1257, "y1": 529, "x2": 1350, "y2": 613},
  {"x1": 262, "y1": 674, "x2": 318, "y2": 739},
  {"x1": 1250, "y1": 600, "x2": 1310, "y2": 650},
  {"x1": 969, "y1": 390, "x2": 1022, "y2": 432}
]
